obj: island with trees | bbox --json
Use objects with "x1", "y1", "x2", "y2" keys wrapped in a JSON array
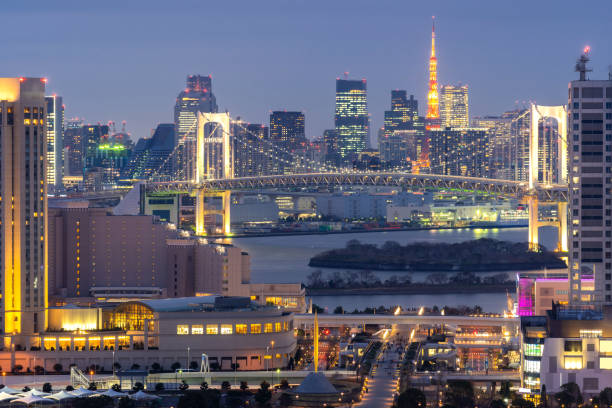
[
  {"x1": 308, "y1": 238, "x2": 566, "y2": 272},
  {"x1": 305, "y1": 269, "x2": 516, "y2": 295}
]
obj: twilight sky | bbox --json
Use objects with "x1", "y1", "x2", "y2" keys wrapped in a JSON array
[{"x1": 2, "y1": 0, "x2": 611, "y2": 145}]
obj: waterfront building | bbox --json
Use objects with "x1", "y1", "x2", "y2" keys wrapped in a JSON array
[
  {"x1": 122, "y1": 123, "x2": 174, "y2": 181},
  {"x1": 0, "y1": 77, "x2": 48, "y2": 336},
  {"x1": 3, "y1": 296, "x2": 295, "y2": 372},
  {"x1": 316, "y1": 191, "x2": 424, "y2": 220},
  {"x1": 440, "y1": 84, "x2": 469, "y2": 129},
  {"x1": 45, "y1": 95, "x2": 64, "y2": 190},
  {"x1": 520, "y1": 304, "x2": 612, "y2": 398},
  {"x1": 516, "y1": 271, "x2": 594, "y2": 317},
  {"x1": 335, "y1": 78, "x2": 368, "y2": 160},
  {"x1": 568, "y1": 52, "x2": 612, "y2": 306},
  {"x1": 49, "y1": 198, "x2": 305, "y2": 311},
  {"x1": 428, "y1": 127, "x2": 489, "y2": 177},
  {"x1": 173, "y1": 75, "x2": 218, "y2": 181}
]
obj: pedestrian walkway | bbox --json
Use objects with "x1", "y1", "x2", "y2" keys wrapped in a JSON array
[{"x1": 356, "y1": 340, "x2": 401, "y2": 408}]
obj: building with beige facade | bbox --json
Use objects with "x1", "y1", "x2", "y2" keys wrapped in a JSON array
[
  {"x1": 0, "y1": 78, "x2": 48, "y2": 337},
  {"x1": 0, "y1": 296, "x2": 295, "y2": 372}
]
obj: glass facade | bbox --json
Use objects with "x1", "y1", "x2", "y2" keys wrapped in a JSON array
[{"x1": 335, "y1": 79, "x2": 368, "y2": 159}]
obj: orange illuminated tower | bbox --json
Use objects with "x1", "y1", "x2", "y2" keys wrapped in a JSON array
[{"x1": 426, "y1": 16, "x2": 440, "y2": 129}]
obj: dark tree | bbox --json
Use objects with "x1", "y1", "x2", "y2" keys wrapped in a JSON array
[
  {"x1": 88, "y1": 382, "x2": 98, "y2": 391},
  {"x1": 240, "y1": 381, "x2": 249, "y2": 392},
  {"x1": 490, "y1": 400, "x2": 506, "y2": 408},
  {"x1": 179, "y1": 380, "x2": 189, "y2": 391},
  {"x1": 111, "y1": 384, "x2": 121, "y2": 392},
  {"x1": 200, "y1": 381, "x2": 209, "y2": 391},
  {"x1": 42, "y1": 383, "x2": 52, "y2": 393},
  {"x1": 130, "y1": 363, "x2": 140, "y2": 370},
  {"x1": 132, "y1": 382, "x2": 144, "y2": 392},
  {"x1": 117, "y1": 397, "x2": 135, "y2": 408},
  {"x1": 65, "y1": 385, "x2": 75, "y2": 391},
  {"x1": 155, "y1": 383, "x2": 165, "y2": 392},
  {"x1": 189, "y1": 361, "x2": 199, "y2": 371},
  {"x1": 554, "y1": 382, "x2": 583, "y2": 408},
  {"x1": 151, "y1": 362, "x2": 161, "y2": 372},
  {"x1": 255, "y1": 381, "x2": 272, "y2": 406},
  {"x1": 73, "y1": 395, "x2": 113, "y2": 408},
  {"x1": 221, "y1": 381, "x2": 231, "y2": 391},
  {"x1": 279, "y1": 379, "x2": 289, "y2": 390},
  {"x1": 397, "y1": 388, "x2": 426, "y2": 408},
  {"x1": 444, "y1": 380, "x2": 474, "y2": 408},
  {"x1": 512, "y1": 397, "x2": 535, "y2": 408},
  {"x1": 177, "y1": 390, "x2": 220, "y2": 408},
  {"x1": 599, "y1": 387, "x2": 612, "y2": 407},
  {"x1": 171, "y1": 362, "x2": 181, "y2": 371}
]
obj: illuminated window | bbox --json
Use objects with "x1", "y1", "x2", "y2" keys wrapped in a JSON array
[
  {"x1": 283, "y1": 321, "x2": 289, "y2": 331},
  {"x1": 523, "y1": 359, "x2": 540, "y2": 374},
  {"x1": 275, "y1": 322, "x2": 281, "y2": 332},
  {"x1": 206, "y1": 325, "x2": 218, "y2": 335},
  {"x1": 580, "y1": 329, "x2": 602, "y2": 338},
  {"x1": 276, "y1": 354, "x2": 281, "y2": 359},
  {"x1": 221, "y1": 324, "x2": 233, "y2": 335},
  {"x1": 564, "y1": 356, "x2": 583, "y2": 370},
  {"x1": 251, "y1": 324, "x2": 261, "y2": 334},
  {"x1": 177, "y1": 325, "x2": 189, "y2": 335},
  {"x1": 192, "y1": 325, "x2": 203, "y2": 335},
  {"x1": 236, "y1": 324, "x2": 247, "y2": 334},
  {"x1": 600, "y1": 357, "x2": 612, "y2": 369},
  {"x1": 600, "y1": 339, "x2": 612, "y2": 353},
  {"x1": 523, "y1": 343, "x2": 543, "y2": 357},
  {"x1": 264, "y1": 323, "x2": 273, "y2": 333}
]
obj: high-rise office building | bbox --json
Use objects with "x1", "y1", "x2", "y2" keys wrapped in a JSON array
[
  {"x1": 335, "y1": 78, "x2": 368, "y2": 159},
  {"x1": 45, "y1": 95, "x2": 63, "y2": 190},
  {"x1": 440, "y1": 84, "x2": 469, "y2": 128},
  {"x1": 429, "y1": 127, "x2": 489, "y2": 177},
  {"x1": 122, "y1": 123, "x2": 174, "y2": 180},
  {"x1": 174, "y1": 75, "x2": 218, "y2": 180},
  {"x1": 63, "y1": 118, "x2": 84, "y2": 177},
  {"x1": 232, "y1": 119, "x2": 271, "y2": 177},
  {"x1": 0, "y1": 77, "x2": 48, "y2": 335},
  {"x1": 568, "y1": 51, "x2": 612, "y2": 306},
  {"x1": 472, "y1": 114, "x2": 513, "y2": 179},
  {"x1": 269, "y1": 111, "x2": 305, "y2": 173},
  {"x1": 379, "y1": 91, "x2": 424, "y2": 168}
]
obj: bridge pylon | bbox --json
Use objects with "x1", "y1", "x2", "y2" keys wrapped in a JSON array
[
  {"x1": 194, "y1": 112, "x2": 233, "y2": 236},
  {"x1": 195, "y1": 189, "x2": 231, "y2": 236},
  {"x1": 527, "y1": 194, "x2": 568, "y2": 254}
]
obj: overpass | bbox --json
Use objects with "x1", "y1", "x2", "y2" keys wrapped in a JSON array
[{"x1": 294, "y1": 313, "x2": 519, "y2": 331}]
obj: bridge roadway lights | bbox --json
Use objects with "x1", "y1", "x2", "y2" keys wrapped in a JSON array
[
  {"x1": 195, "y1": 189, "x2": 231, "y2": 236},
  {"x1": 527, "y1": 195, "x2": 568, "y2": 253}
]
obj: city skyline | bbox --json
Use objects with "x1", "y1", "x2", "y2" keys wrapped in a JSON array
[{"x1": 2, "y1": 0, "x2": 611, "y2": 145}]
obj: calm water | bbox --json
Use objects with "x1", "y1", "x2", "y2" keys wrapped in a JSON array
[{"x1": 231, "y1": 226, "x2": 559, "y2": 313}]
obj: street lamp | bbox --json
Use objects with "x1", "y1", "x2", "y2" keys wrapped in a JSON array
[
  {"x1": 187, "y1": 346, "x2": 190, "y2": 371},
  {"x1": 112, "y1": 351, "x2": 116, "y2": 377}
]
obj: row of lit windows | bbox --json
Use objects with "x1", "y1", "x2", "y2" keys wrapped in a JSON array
[{"x1": 177, "y1": 321, "x2": 290, "y2": 335}]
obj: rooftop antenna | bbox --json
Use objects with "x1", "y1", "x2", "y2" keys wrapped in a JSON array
[
  {"x1": 343, "y1": 71, "x2": 349, "y2": 80},
  {"x1": 608, "y1": 65, "x2": 612, "y2": 81},
  {"x1": 575, "y1": 46, "x2": 592, "y2": 81}
]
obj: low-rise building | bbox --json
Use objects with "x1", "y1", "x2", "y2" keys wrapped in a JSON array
[
  {"x1": 2, "y1": 296, "x2": 295, "y2": 372},
  {"x1": 520, "y1": 303, "x2": 612, "y2": 400}
]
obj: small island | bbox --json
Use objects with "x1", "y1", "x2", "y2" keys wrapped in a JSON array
[{"x1": 308, "y1": 238, "x2": 566, "y2": 272}]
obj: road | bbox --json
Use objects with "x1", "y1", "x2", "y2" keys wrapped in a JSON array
[{"x1": 357, "y1": 332, "x2": 401, "y2": 408}]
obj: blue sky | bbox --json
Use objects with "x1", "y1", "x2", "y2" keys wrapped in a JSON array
[{"x1": 2, "y1": 0, "x2": 611, "y2": 144}]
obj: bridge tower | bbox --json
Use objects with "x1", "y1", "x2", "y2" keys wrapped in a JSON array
[
  {"x1": 527, "y1": 104, "x2": 568, "y2": 252},
  {"x1": 195, "y1": 112, "x2": 232, "y2": 236}
]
